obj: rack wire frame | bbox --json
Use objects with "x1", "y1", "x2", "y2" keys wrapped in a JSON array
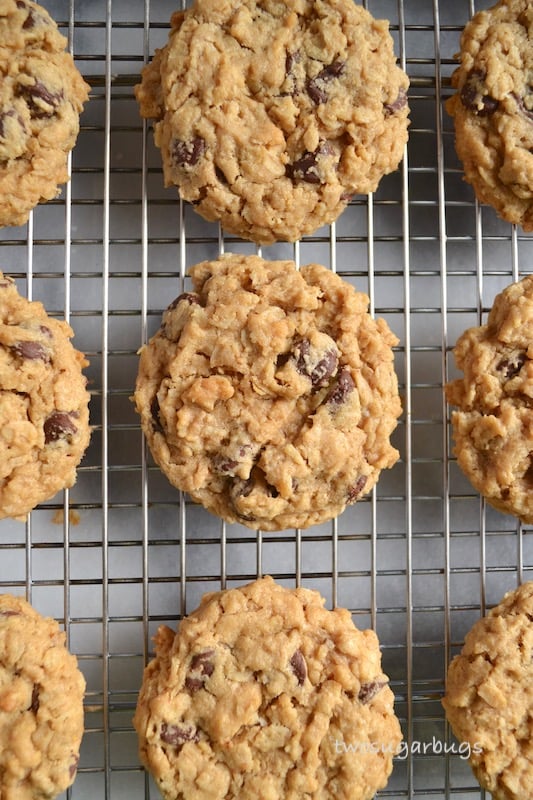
[{"x1": 0, "y1": 0, "x2": 532, "y2": 797}]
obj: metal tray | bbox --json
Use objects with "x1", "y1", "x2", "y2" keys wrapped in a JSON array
[{"x1": 0, "y1": 1, "x2": 531, "y2": 797}]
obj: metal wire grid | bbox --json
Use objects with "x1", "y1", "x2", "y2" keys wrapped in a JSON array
[{"x1": 0, "y1": 0, "x2": 532, "y2": 797}]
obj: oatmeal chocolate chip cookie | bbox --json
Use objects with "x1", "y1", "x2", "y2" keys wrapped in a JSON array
[
  {"x1": 442, "y1": 581, "x2": 533, "y2": 800},
  {"x1": 446, "y1": 274, "x2": 533, "y2": 524},
  {"x1": 0, "y1": 593, "x2": 85, "y2": 799},
  {"x1": 0, "y1": 0, "x2": 90, "y2": 228},
  {"x1": 446, "y1": 0, "x2": 533, "y2": 230},
  {"x1": 134, "y1": 254, "x2": 401, "y2": 531},
  {"x1": 134, "y1": 575, "x2": 402, "y2": 800},
  {"x1": 135, "y1": 0, "x2": 409, "y2": 245},
  {"x1": 0, "y1": 272, "x2": 91, "y2": 520}
]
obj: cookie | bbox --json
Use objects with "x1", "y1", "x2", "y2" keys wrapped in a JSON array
[
  {"x1": 446, "y1": 0, "x2": 533, "y2": 230},
  {"x1": 0, "y1": 272, "x2": 91, "y2": 520},
  {"x1": 446, "y1": 274, "x2": 533, "y2": 524},
  {"x1": 135, "y1": 0, "x2": 409, "y2": 244},
  {"x1": 134, "y1": 253, "x2": 401, "y2": 531},
  {"x1": 442, "y1": 581, "x2": 533, "y2": 800},
  {"x1": 134, "y1": 575, "x2": 402, "y2": 800},
  {"x1": 0, "y1": 593, "x2": 85, "y2": 799},
  {"x1": 0, "y1": 0, "x2": 90, "y2": 228}
]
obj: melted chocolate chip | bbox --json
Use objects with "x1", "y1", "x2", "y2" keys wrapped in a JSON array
[
  {"x1": 29, "y1": 685, "x2": 40, "y2": 714},
  {"x1": 171, "y1": 137, "x2": 206, "y2": 168},
  {"x1": 290, "y1": 650, "x2": 307, "y2": 685},
  {"x1": 0, "y1": 610, "x2": 20, "y2": 617},
  {"x1": 0, "y1": 110, "x2": 15, "y2": 140},
  {"x1": 384, "y1": 88, "x2": 408, "y2": 115},
  {"x1": 150, "y1": 396, "x2": 163, "y2": 434},
  {"x1": 460, "y1": 70, "x2": 499, "y2": 116},
  {"x1": 167, "y1": 292, "x2": 200, "y2": 312},
  {"x1": 326, "y1": 368, "x2": 355, "y2": 406},
  {"x1": 69, "y1": 755, "x2": 79, "y2": 779},
  {"x1": 347, "y1": 475, "x2": 367, "y2": 503},
  {"x1": 160, "y1": 722, "x2": 199, "y2": 747},
  {"x1": 185, "y1": 649, "x2": 215, "y2": 693},
  {"x1": 287, "y1": 142, "x2": 333, "y2": 185},
  {"x1": 11, "y1": 340, "x2": 50, "y2": 362},
  {"x1": 18, "y1": 80, "x2": 63, "y2": 118},
  {"x1": 358, "y1": 680, "x2": 386, "y2": 704},
  {"x1": 44, "y1": 411, "x2": 78, "y2": 443},
  {"x1": 515, "y1": 92, "x2": 533, "y2": 121},
  {"x1": 213, "y1": 456, "x2": 239, "y2": 475},
  {"x1": 307, "y1": 61, "x2": 345, "y2": 104},
  {"x1": 293, "y1": 338, "x2": 338, "y2": 388},
  {"x1": 497, "y1": 353, "x2": 526, "y2": 380}
]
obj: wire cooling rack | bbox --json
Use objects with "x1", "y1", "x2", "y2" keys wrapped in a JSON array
[{"x1": 1, "y1": 0, "x2": 532, "y2": 797}]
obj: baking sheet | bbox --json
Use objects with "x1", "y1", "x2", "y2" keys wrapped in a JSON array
[{"x1": 0, "y1": 0, "x2": 532, "y2": 797}]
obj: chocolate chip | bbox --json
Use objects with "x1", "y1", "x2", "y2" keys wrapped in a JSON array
[
  {"x1": 43, "y1": 411, "x2": 78, "y2": 443},
  {"x1": 326, "y1": 368, "x2": 355, "y2": 406},
  {"x1": 515, "y1": 91, "x2": 533, "y2": 121},
  {"x1": 307, "y1": 61, "x2": 345, "y2": 104},
  {"x1": 185, "y1": 649, "x2": 215, "y2": 693},
  {"x1": 347, "y1": 475, "x2": 367, "y2": 503},
  {"x1": 293, "y1": 338, "x2": 338, "y2": 388},
  {"x1": 286, "y1": 50, "x2": 300, "y2": 77},
  {"x1": 18, "y1": 80, "x2": 63, "y2": 118},
  {"x1": 460, "y1": 70, "x2": 499, "y2": 116},
  {"x1": 497, "y1": 353, "x2": 526, "y2": 380},
  {"x1": 69, "y1": 755, "x2": 79, "y2": 779},
  {"x1": 287, "y1": 141, "x2": 334, "y2": 185},
  {"x1": 384, "y1": 88, "x2": 408, "y2": 115},
  {"x1": 290, "y1": 650, "x2": 307, "y2": 685},
  {"x1": 150, "y1": 396, "x2": 164, "y2": 434},
  {"x1": 166, "y1": 292, "x2": 200, "y2": 313},
  {"x1": 29, "y1": 685, "x2": 40, "y2": 714},
  {"x1": 0, "y1": 110, "x2": 15, "y2": 140},
  {"x1": 0, "y1": 610, "x2": 20, "y2": 617},
  {"x1": 213, "y1": 456, "x2": 239, "y2": 475},
  {"x1": 11, "y1": 340, "x2": 50, "y2": 362},
  {"x1": 171, "y1": 137, "x2": 206, "y2": 168},
  {"x1": 160, "y1": 722, "x2": 199, "y2": 747},
  {"x1": 358, "y1": 680, "x2": 387, "y2": 704}
]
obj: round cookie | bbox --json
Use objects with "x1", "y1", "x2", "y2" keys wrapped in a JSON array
[
  {"x1": 134, "y1": 575, "x2": 402, "y2": 800},
  {"x1": 446, "y1": 0, "x2": 533, "y2": 230},
  {"x1": 0, "y1": 272, "x2": 91, "y2": 520},
  {"x1": 442, "y1": 581, "x2": 533, "y2": 800},
  {"x1": 135, "y1": 0, "x2": 409, "y2": 244},
  {"x1": 446, "y1": 274, "x2": 533, "y2": 524},
  {"x1": 0, "y1": 0, "x2": 90, "y2": 228},
  {"x1": 0, "y1": 593, "x2": 85, "y2": 799},
  {"x1": 134, "y1": 253, "x2": 401, "y2": 531}
]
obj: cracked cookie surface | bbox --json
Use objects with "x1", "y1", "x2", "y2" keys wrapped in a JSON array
[
  {"x1": 134, "y1": 254, "x2": 401, "y2": 531},
  {"x1": 134, "y1": 575, "x2": 402, "y2": 800},
  {"x1": 0, "y1": 593, "x2": 85, "y2": 799},
  {"x1": 442, "y1": 581, "x2": 533, "y2": 800},
  {"x1": 0, "y1": 272, "x2": 91, "y2": 520},
  {"x1": 447, "y1": 0, "x2": 533, "y2": 230},
  {"x1": 446, "y1": 275, "x2": 533, "y2": 524},
  {"x1": 135, "y1": 0, "x2": 409, "y2": 244},
  {"x1": 0, "y1": 0, "x2": 90, "y2": 227}
]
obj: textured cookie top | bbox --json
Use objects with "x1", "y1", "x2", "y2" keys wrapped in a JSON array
[
  {"x1": 134, "y1": 576, "x2": 402, "y2": 800},
  {"x1": 446, "y1": 275, "x2": 533, "y2": 524},
  {"x1": 0, "y1": 0, "x2": 90, "y2": 227},
  {"x1": 446, "y1": 0, "x2": 533, "y2": 230},
  {"x1": 0, "y1": 593, "x2": 85, "y2": 799},
  {"x1": 0, "y1": 272, "x2": 91, "y2": 520},
  {"x1": 442, "y1": 581, "x2": 533, "y2": 800},
  {"x1": 134, "y1": 254, "x2": 401, "y2": 531},
  {"x1": 136, "y1": 0, "x2": 409, "y2": 244}
]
